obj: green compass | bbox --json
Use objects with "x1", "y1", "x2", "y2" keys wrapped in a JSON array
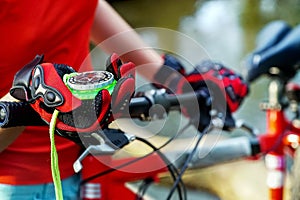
[{"x1": 63, "y1": 71, "x2": 116, "y2": 99}]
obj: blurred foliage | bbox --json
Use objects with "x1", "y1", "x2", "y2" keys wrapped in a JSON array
[
  {"x1": 240, "y1": 0, "x2": 300, "y2": 51},
  {"x1": 109, "y1": 0, "x2": 197, "y2": 29},
  {"x1": 109, "y1": 0, "x2": 300, "y2": 52}
]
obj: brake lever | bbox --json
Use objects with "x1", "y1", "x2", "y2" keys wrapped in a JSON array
[
  {"x1": 73, "y1": 145, "x2": 106, "y2": 173},
  {"x1": 73, "y1": 129, "x2": 135, "y2": 173}
]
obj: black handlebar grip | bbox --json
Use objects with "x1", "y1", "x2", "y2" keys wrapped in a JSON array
[{"x1": 0, "y1": 101, "x2": 46, "y2": 128}]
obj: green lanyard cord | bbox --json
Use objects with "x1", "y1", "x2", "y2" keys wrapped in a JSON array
[{"x1": 50, "y1": 109, "x2": 63, "y2": 200}]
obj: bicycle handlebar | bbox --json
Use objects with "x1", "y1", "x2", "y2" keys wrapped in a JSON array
[
  {"x1": 0, "y1": 101, "x2": 46, "y2": 128},
  {"x1": 187, "y1": 136, "x2": 260, "y2": 169},
  {"x1": 0, "y1": 89, "x2": 208, "y2": 128},
  {"x1": 129, "y1": 89, "x2": 208, "y2": 119}
]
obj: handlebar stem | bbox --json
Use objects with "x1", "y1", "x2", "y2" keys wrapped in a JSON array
[
  {"x1": 269, "y1": 79, "x2": 284, "y2": 107},
  {"x1": 260, "y1": 79, "x2": 284, "y2": 111}
]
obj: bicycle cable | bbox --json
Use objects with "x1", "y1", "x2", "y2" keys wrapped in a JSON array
[
  {"x1": 136, "y1": 177, "x2": 154, "y2": 200},
  {"x1": 80, "y1": 121, "x2": 192, "y2": 200},
  {"x1": 135, "y1": 136, "x2": 187, "y2": 200},
  {"x1": 166, "y1": 123, "x2": 210, "y2": 200}
]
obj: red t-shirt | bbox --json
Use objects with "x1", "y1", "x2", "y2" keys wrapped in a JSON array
[{"x1": 0, "y1": 0, "x2": 97, "y2": 184}]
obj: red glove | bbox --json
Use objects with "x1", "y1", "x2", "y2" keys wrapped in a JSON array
[
  {"x1": 10, "y1": 54, "x2": 135, "y2": 141},
  {"x1": 154, "y1": 54, "x2": 249, "y2": 130},
  {"x1": 107, "y1": 53, "x2": 135, "y2": 119},
  {"x1": 186, "y1": 60, "x2": 249, "y2": 113}
]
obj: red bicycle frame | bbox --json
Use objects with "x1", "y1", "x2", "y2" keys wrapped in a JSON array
[
  {"x1": 81, "y1": 153, "x2": 169, "y2": 200},
  {"x1": 256, "y1": 79, "x2": 300, "y2": 200}
]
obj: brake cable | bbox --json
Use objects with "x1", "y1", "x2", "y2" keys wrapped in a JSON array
[
  {"x1": 80, "y1": 121, "x2": 192, "y2": 200},
  {"x1": 166, "y1": 123, "x2": 210, "y2": 200},
  {"x1": 135, "y1": 136, "x2": 187, "y2": 200}
]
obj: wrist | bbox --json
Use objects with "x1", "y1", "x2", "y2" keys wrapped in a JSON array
[{"x1": 153, "y1": 54, "x2": 186, "y2": 92}]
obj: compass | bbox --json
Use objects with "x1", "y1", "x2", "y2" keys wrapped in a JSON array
[{"x1": 64, "y1": 71, "x2": 116, "y2": 99}]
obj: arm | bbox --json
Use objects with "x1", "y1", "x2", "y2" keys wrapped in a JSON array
[
  {"x1": 90, "y1": 0, "x2": 163, "y2": 81},
  {"x1": 0, "y1": 93, "x2": 24, "y2": 152}
]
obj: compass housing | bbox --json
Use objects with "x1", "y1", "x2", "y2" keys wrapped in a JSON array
[{"x1": 63, "y1": 71, "x2": 117, "y2": 99}]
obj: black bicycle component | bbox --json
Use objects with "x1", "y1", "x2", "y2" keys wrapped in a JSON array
[
  {"x1": 245, "y1": 21, "x2": 300, "y2": 82},
  {"x1": 100, "y1": 128, "x2": 134, "y2": 149},
  {"x1": 286, "y1": 82, "x2": 300, "y2": 103},
  {"x1": 244, "y1": 20, "x2": 291, "y2": 82},
  {"x1": 54, "y1": 127, "x2": 135, "y2": 148},
  {"x1": 254, "y1": 20, "x2": 291, "y2": 54},
  {"x1": 250, "y1": 137, "x2": 261, "y2": 156},
  {"x1": 0, "y1": 89, "x2": 214, "y2": 129},
  {"x1": 129, "y1": 89, "x2": 209, "y2": 119},
  {"x1": 0, "y1": 101, "x2": 45, "y2": 128}
]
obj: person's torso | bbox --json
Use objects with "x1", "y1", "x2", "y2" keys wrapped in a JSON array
[{"x1": 0, "y1": 0, "x2": 98, "y2": 184}]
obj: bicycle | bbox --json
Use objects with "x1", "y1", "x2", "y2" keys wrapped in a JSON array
[
  {"x1": 1, "y1": 19, "x2": 300, "y2": 200},
  {"x1": 0, "y1": 72, "x2": 297, "y2": 200}
]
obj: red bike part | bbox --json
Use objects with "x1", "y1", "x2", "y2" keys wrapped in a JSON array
[
  {"x1": 258, "y1": 110, "x2": 288, "y2": 200},
  {"x1": 81, "y1": 154, "x2": 168, "y2": 200},
  {"x1": 258, "y1": 110, "x2": 287, "y2": 154}
]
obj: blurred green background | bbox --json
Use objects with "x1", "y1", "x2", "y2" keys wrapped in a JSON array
[{"x1": 109, "y1": 0, "x2": 300, "y2": 133}]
